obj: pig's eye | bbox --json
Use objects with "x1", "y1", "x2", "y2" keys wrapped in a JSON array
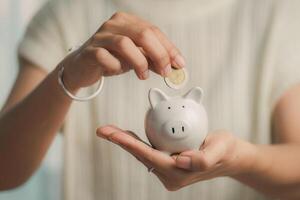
[
  {"x1": 168, "y1": 106, "x2": 171, "y2": 109},
  {"x1": 182, "y1": 105, "x2": 185, "y2": 108}
]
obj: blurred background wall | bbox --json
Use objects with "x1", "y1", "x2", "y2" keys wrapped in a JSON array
[{"x1": 0, "y1": 0, "x2": 63, "y2": 199}]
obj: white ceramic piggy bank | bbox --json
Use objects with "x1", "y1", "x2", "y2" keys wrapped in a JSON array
[{"x1": 145, "y1": 87, "x2": 208, "y2": 154}]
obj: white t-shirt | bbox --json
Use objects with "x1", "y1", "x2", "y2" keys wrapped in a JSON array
[{"x1": 18, "y1": 0, "x2": 300, "y2": 199}]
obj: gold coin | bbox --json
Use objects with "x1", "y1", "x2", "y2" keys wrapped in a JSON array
[{"x1": 164, "y1": 67, "x2": 188, "y2": 89}]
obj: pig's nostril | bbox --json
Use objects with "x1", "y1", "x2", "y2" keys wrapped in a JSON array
[
  {"x1": 182, "y1": 126, "x2": 184, "y2": 132},
  {"x1": 172, "y1": 127, "x2": 175, "y2": 134}
]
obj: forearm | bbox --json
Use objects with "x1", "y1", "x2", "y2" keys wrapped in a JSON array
[
  {"x1": 0, "y1": 66, "x2": 75, "y2": 189},
  {"x1": 234, "y1": 143, "x2": 300, "y2": 199}
]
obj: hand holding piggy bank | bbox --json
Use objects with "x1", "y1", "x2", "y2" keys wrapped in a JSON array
[{"x1": 145, "y1": 87, "x2": 208, "y2": 154}]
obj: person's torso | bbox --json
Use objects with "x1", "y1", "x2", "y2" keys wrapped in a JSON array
[{"x1": 60, "y1": 0, "x2": 277, "y2": 199}]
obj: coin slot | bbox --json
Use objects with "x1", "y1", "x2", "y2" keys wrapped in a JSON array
[
  {"x1": 182, "y1": 126, "x2": 185, "y2": 132},
  {"x1": 172, "y1": 127, "x2": 175, "y2": 134}
]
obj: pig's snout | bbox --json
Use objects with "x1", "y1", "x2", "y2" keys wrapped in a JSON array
[{"x1": 162, "y1": 120, "x2": 190, "y2": 139}]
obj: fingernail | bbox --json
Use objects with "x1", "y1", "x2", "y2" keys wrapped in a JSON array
[
  {"x1": 174, "y1": 55, "x2": 186, "y2": 68},
  {"x1": 162, "y1": 64, "x2": 172, "y2": 76},
  {"x1": 176, "y1": 155, "x2": 192, "y2": 170},
  {"x1": 141, "y1": 69, "x2": 149, "y2": 80}
]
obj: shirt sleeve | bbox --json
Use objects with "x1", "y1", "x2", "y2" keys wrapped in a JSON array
[
  {"x1": 18, "y1": 0, "x2": 67, "y2": 72},
  {"x1": 269, "y1": 1, "x2": 300, "y2": 113}
]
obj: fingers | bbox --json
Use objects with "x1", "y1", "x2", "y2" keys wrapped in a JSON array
[
  {"x1": 175, "y1": 140, "x2": 226, "y2": 171},
  {"x1": 93, "y1": 33, "x2": 149, "y2": 79},
  {"x1": 126, "y1": 130, "x2": 152, "y2": 147},
  {"x1": 97, "y1": 12, "x2": 185, "y2": 78},
  {"x1": 81, "y1": 46, "x2": 124, "y2": 75},
  {"x1": 96, "y1": 125, "x2": 175, "y2": 172},
  {"x1": 127, "y1": 27, "x2": 172, "y2": 76},
  {"x1": 151, "y1": 26, "x2": 185, "y2": 69}
]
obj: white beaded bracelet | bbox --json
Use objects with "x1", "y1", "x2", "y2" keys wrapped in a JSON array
[{"x1": 58, "y1": 66, "x2": 105, "y2": 101}]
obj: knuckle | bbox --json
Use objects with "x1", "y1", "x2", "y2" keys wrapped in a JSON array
[
  {"x1": 136, "y1": 27, "x2": 153, "y2": 43},
  {"x1": 150, "y1": 25, "x2": 160, "y2": 33},
  {"x1": 94, "y1": 48, "x2": 108, "y2": 62},
  {"x1": 222, "y1": 131, "x2": 234, "y2": 140},
  {"x1": 111, "y1": 11, "x2": 127, "y2": 20},
  {"x1": 200, "y1": 158, "x2": 211, "y2": 170},
  {"x1": 192, "y1": 153, "x2": 211, "y2": 171},
  {"x1": 100, "y1": 20, "x2": 114, "y2": 30},
  {"x1": 217, "y1": 131, "x2": 234, "y2": 144},
  {"x1": 114, "y1": 36, "x2": 131, "y2": 50},
  {"x1": 155, "y1": 53, "x2": 169, "y2": 68},
  {"x1": 198, "y1": 155, "x2": 212, "y2": 170}
]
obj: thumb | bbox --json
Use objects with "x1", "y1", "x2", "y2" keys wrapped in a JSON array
[{"x1": 175, "y1": 141, "x2": 225, "y2": 171}]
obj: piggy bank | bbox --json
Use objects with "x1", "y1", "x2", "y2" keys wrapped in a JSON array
[{"x1": 145, "y1": 87, "x2": 208, "y2": 154}]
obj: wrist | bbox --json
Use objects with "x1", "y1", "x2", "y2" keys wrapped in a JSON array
[
  {"x1": 231, "y1": 141, "x2": 274, "y2": 184},
  {"x1": 62, "y1": 65, "x2": 81, "y2": 92},
  {"x1": 59, "y1": 53, "x2": 103, "y2": 92},
  {"x1": 56, "y1": 62, "x2": 105, "y2": 101},
  {"x1": 58, "y1": 50, "x2": 84, "y2": 92},
  {"x1": 231, "y1": 139, "x2": 259, "y2": 176},
  {"x1": 47, "y1": 67, "x2": 77, "y2": 102},
  {"x1": 55, "y1": 63, "x2": 80, "y2": 97}
]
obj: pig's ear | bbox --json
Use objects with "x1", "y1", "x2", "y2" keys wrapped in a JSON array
[
  {"x1": 183, "y1": 87, "x2": 203, "y2": 103},
  {"x1": 148, "y1": 88, "x2": 169, "y2": 108}
]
